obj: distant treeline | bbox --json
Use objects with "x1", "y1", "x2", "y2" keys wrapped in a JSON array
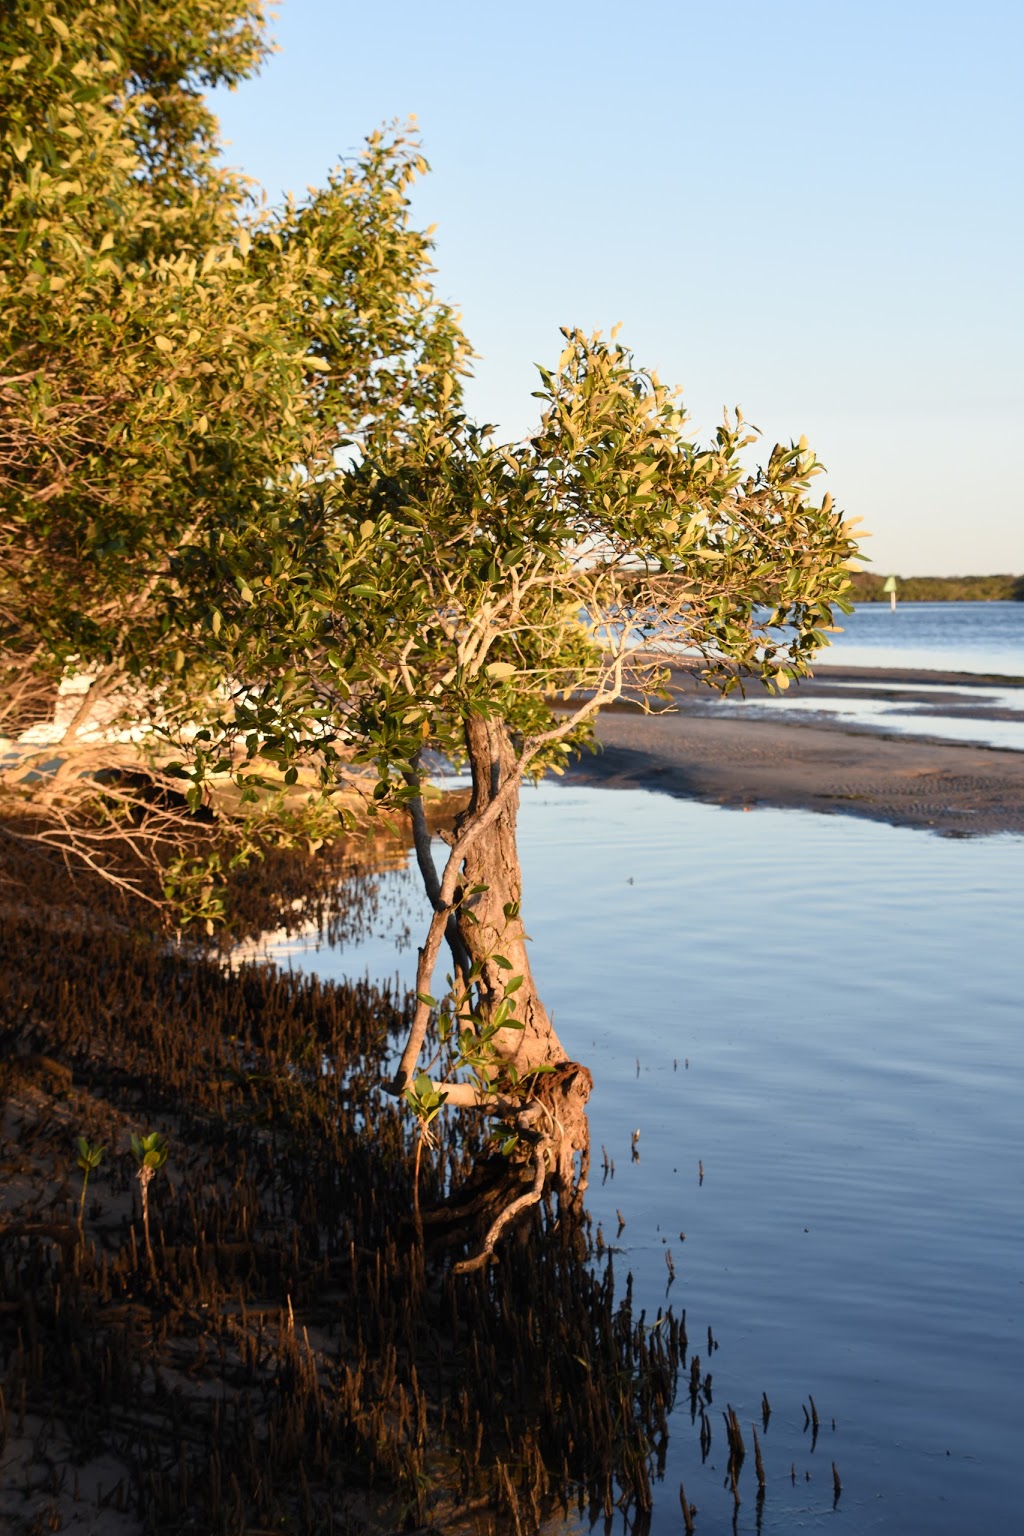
[{"x1": 848, "y1": 572, "x2": 1024, "y2": 603}]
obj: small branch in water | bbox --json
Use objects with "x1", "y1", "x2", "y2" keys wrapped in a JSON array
[
  {"x1": 412, "y1": 1133, "x2": 424, "y2": 1248},
  {"x1": 403, "y1": 758, "x2": 473, "y2": 980}
]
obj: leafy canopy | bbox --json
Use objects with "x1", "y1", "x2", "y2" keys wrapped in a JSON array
[
  {"x1": 1, "y1": 0, "x2": 859, "y2": 913},
  {"x1": 1, "y1": 0, "x2": 466, "y2": 695},
  {"x1": 196, "y1": 328, "x2": 858, "y2": 807},
  {"x1": 0, "y1": 0, "x2": 468, "y2": 901}
]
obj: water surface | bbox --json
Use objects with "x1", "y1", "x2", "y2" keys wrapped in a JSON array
[
  {"x1": 817, "y1": 600, "x2": 1023, "y2": 676},
  {"x1": 268, "y1": 785, "x2": 1023, "y2": 1534},
  {"x1": 716, "y1": 676, "x2": 1024, "y2": 751}
]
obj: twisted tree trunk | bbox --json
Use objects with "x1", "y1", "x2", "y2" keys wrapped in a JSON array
[
  {"x1": 396, "y1": 713, "x2": 592, "y2": 1202},
  {"x1": 452, "y1": 715, "x2": 591, "y2": 1192},
  {"x1": 456, "y1": 714, "x2": 567, "y2": 1070}
]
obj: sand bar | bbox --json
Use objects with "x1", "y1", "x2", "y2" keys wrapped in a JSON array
[{"x1": 565, "y1": 664, "x2": 1024, "y2": 837}]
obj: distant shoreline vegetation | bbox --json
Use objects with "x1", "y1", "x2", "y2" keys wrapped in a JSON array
[{"x1": 848, "y1": 572, "x2": 1023, "y2": 603}]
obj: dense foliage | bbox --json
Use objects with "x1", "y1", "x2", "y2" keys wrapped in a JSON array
[
  {"x1": 0, "y1": 0, "x2": 873, "y2": 1299},
  {"x1": 2, "y1": 1, "x2": 860, "y2": 1105},
  {"x1": 0, "y1": 0, "x2": 467, "y2": 903}
]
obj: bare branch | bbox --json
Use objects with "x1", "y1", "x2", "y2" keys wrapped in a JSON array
[{"x1": 403, "y1": 755, "x2": 473, "y2": 979}]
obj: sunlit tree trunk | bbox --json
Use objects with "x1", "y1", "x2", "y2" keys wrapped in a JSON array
[
  {"x1": 456, "y1": 713, "x2": 566, "y2": 1069},
  {"x1": 397, "y1": 715, "x2": 592, "y2": 1199},
  {"x1": 453, "y1": 714, "x2": 592, "y2": 1190}
]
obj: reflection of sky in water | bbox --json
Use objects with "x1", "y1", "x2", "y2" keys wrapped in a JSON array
[
  {"x1": 245, "y1": 860, "x2": 419, "y2": 988},
  {"x1": 718, "y1": 679, "x2": 1024, "y2": 751},
  {"x1": 268, "y1": 787, "x2": 1024, "y2": 1536}
]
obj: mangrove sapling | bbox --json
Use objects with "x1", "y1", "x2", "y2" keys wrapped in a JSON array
[
  {"x1": 130, "y1": 1131, "x2": 168, "y2": 1274},
  {"x1": 74, "y1": 1136, "x2": 104, "y2": 1232}
]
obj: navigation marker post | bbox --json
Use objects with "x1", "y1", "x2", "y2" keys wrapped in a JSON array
[{"x1": 883, "y1": 575, "x2": 898, "y2": 611}]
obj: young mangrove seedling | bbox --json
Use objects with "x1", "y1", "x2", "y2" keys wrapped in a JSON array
[
  {"x1": 130, "y1": 1131, "x2": 169, "y2": 1272},
  {"x1": 74, "y1": 1136, "x2": 104, "y2": 1230}
]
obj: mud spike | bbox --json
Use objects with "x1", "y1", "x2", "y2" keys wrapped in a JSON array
[{"x1": 753, "y1": 1423, "x2": 766, "y2": 1491}]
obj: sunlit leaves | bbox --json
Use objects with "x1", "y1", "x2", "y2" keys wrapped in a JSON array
[
  {"x1": 278, "y1": 323, "x2": 857, "y2": 805},
  {"x1": 1, "y1": 0, "x2": 471, "y2": 858},
  {"x1": 1, "y1": 1, "x2": 859, "y2": 935}
]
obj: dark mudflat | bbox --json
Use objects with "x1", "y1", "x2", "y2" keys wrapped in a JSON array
[{"x1": 566, "y1": 665, "x2": 1024, "y2": 837}]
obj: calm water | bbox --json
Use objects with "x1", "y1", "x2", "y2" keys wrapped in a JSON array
[
  {"x1": 718, "y1": 677, "x2": 1024, "y2": 753},
  {"x1": 268, "y1": 786, "x2": 1024, "y2": 1535},
  {"x1": 818, "y1": 600, "x2": 1023, "y2": 676}
]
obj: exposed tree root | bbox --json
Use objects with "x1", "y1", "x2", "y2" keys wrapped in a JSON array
[
  {"x1": 451, "y1": 1141, "x2": 548, "y2": 1275},
  {"x1": 432, "y1": 1060, "x2": 592, "y2": 1272}
]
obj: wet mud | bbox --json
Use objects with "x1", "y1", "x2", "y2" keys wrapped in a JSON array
[
  {"x1": 569, "y1": 664, "x2": 1024, "y2": 837},
  {"x1": 0, "y1": 897, "x2": 690, "y2": 1535}
]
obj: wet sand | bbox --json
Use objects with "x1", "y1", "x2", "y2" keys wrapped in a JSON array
[{"x1": 565, "y1": 664, "x2": 1024, "y2": 837}]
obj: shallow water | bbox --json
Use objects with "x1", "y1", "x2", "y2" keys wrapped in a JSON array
[
  {"x1": 268, "y1": 785, "x2": 1023, "y2": 1534},
  {"x1": 713, "y1": 677, "x2": 1024, "y2": 752}
]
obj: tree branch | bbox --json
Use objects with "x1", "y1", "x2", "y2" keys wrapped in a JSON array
[
  {"x1": 403, "y1": 756, "x2": 473, "y2": 980},
  {"x1": 392, "y1": 663, "x2": 628, "y2": 1094}
]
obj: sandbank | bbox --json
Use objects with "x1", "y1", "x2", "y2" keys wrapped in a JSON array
[{"x1": 565, "y1": 664, "x2": 1024, "y2": 837}]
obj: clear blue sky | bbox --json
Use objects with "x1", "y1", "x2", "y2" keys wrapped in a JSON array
[{"x1": 210, "y1": 0, "x2": 1022, "y2": 577}]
